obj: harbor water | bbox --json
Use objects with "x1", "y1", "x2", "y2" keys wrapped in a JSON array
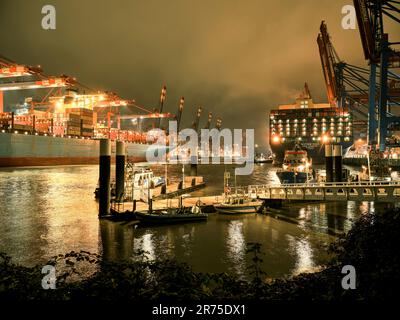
[{"x1": 0, "y1": 163, "x2": 385, "y2": 280}]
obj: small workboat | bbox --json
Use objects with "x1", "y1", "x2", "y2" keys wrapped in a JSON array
[
  {"x1": 135, "y1": 205, "x2": 208, "y2": 225},
  {"x1": 254, "y1": 153, "x2": 273, "y2": 164},
  {"x1": 217, "y1": 169, "x2": 263, "y2": 214},
  {"x1": 214, "y1": 197, "x2": 263, "y2": 214}
]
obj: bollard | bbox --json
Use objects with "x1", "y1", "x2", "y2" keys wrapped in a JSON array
[
  {"x1": 179, "y1": 197, "x2": 183, "y2": 208},
  {"x1": 99, "y1": 139, "x2": 111, "y2": 217},
  {"x1": 190, "y1": 163, "x2": 198, "y2": 177},
  {"x1": 115, "y1": 141, "x2": 125, "y2": 201},
  {"x1": 190, "y1": 155, "x2": 198, "y2": 176},
  {"x1": 333, "y1": 144, "x2": 343, "y2": 182},
  {"x1": 325, "y1": 144, "x2": 333, "y2": 183}
]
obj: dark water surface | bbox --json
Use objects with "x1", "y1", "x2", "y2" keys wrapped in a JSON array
[{"x1": 0, "y1": 163, "x2": 383, "y2": 279}]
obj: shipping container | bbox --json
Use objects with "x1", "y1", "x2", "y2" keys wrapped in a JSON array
[{"x1": 13, "y1": 124, "x2": 33, "y2": 131}]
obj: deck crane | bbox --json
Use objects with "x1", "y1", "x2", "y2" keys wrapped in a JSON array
[{"x1": 353, "y1": 0, "x2": 400, "y2": 150}]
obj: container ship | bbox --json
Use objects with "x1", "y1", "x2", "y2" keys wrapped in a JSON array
[
  {"x1": 0, "y1": 93, "x2": 160, "y2": 167},
  {"x1": 269, "y1": 84, "x2": 353, "y2": 164}
]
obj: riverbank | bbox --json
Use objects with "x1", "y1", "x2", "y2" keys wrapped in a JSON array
[{"x1": 1, "y1": 207, "x2": 399, "y2": 301}]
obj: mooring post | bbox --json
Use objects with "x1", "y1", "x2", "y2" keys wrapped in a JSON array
[
  {"x1": 333, "y1": 144, "x2": 343, "y2": 182},
  {"x1": 190, "y1": 155, "x2": 198, "y2": 176},
  {"x1": 325, "y1": 144, "x2": 333, "y2": 183},
  {"x1": 115, "y1": 141, "x2": 125, "y2": 202},
  {"x1": 99, "y1": 139, "x2": 111, "y2": 217}
]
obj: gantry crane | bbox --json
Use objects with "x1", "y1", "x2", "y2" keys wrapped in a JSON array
[
  {"x1": 353, "y1": 0, "x2": 400, "y2": 150},
  {"x1": 317, "y1": 21, "x2": 399, "y2": 141},
  {"x1": 215, "y1": 117, "x2": 222, "y2": 130},
  {"x1": 204, "y1": 112, "x2": 213, "y2": 130},
  {"x1": 157, "y1": 85, "x2": 167, "y2": 129},
  {"x1": 175, "y1": 97, "x2": 184, "y2": 131}
]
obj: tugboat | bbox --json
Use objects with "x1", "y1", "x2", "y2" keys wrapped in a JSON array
[{"x1": 276, "y1": 147, "x2": 313, "y2": 184}]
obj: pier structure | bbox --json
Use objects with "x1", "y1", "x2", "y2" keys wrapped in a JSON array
[
  {"x1": 242, "y1": 181, "x2": 400, "y2": 202},
  {"x1": 99, "y1": 139, "x2": 111, "y2": 216},
  {"x1": 109, "y1": 179, "x2": 400, "y2": 218}
]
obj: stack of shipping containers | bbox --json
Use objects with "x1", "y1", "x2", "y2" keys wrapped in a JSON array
[
  {"x1": 79, "y1": 108, "x2": 94, "y2": 138},
  {"x1": 64, "y1": 109, "x2": 82, "y2": 136}
]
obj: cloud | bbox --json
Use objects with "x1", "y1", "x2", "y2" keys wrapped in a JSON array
[{"x1": 1, "y1": 0, "x2": 396, "y2": 149}]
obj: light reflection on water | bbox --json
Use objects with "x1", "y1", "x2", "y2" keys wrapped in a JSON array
[
  {"x1": 226, "y1": 220, "x2": 246, "y2": 277},
  {"x1": 0, "y1": 164, "x2": 390, "y2": 279},
  {"x1": 287, "y1": 235, "x2": 315, "y2": 275}
]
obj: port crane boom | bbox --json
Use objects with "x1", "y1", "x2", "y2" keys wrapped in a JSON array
[
  {"x1": 175, "y1": 97, "x2": 184, "y2": 131},
  {"x1": 192, "y1": 106, "x2": 203, "y2": 133},
  {"x1": 353, "y1": 0, "x2": 400, "y2": 149},
  {"x1": 204, "y1": 112, "x2": 213, "y2": 129}
]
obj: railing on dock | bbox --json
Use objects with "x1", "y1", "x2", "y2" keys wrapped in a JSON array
[{"x1": 229, "y1": 180, "x2": 400, "y2": 202}]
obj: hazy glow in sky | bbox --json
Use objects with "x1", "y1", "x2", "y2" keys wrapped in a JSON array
[{"x1": 1, "y1": 0, "x2": 398, "y2": 148}]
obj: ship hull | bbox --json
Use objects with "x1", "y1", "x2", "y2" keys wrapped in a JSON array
[
  {"x1": 276, "y1": 171, "x2": 308, "y2": 184},
  {"x1": 0, "y1": 132, "x2": 150, "y2": 167}
]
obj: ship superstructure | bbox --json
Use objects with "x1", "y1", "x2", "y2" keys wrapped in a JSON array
[{"x1": 269, "y1": 84, "x2": 353, "y2": 164}]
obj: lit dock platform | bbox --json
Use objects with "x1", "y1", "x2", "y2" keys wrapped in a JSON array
[{"x1": 110, "y1": 195, "x2": 221, "y2": 216}]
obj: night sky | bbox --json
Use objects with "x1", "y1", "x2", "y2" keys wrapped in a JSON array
[{"x1": 1, "y1": 0, "x2": 398, "y2": 149}]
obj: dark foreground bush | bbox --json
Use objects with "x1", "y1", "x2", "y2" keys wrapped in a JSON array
[{"x1": 1, "y1": 208, "x2": 400, "y2": 301}]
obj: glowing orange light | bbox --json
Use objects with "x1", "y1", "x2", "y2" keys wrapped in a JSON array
[
  {"x1": 272, "y1": 135, "x2": 280, "y2": 144},
  {"x1": 321, "y1": 135, "x2": 330, "y2": 143}
]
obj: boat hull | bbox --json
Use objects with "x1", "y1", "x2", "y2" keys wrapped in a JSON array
[
  {"x1": 276, "y1": 171, "x2": 308, "y2": 184},
  {"x1": 135, "y1": 210, "x2": 208, "y2": 225},
  {"x1": 254, "y1": 160, "x2": 273, "y2": 164},
  {"x1": 214, "y1": 202, "x2": 262, "y2": 214},
  {"x1": 271, "y1": 141, "x2": 352, "y2": 164}
]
